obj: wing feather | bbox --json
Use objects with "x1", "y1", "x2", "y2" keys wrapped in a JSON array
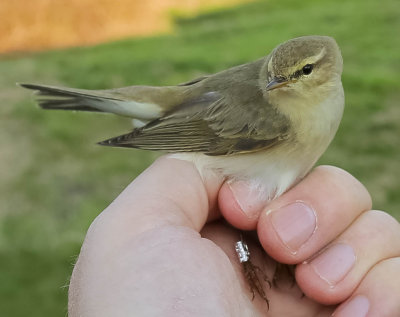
[
  {"x1": 99, "y1": 90, "x2": 290, "y2": 155},
  {"x1": 99, "y1": 68, "x2": 290, "y2": 155}
]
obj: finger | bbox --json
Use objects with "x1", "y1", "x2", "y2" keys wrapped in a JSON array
[
  {"x1": 333, "y1": 258, "x2": 400, "y2": 316},
  {"x1": 200, "y1": 223, "x2": 325, "y2": 317},
  {"x1": 296, "y1": 210, "x2": 400, "y2": 304},
  {"x1": 257, "y1": 166, "x2": 372, "y2": 264},
  {"x1": 218, "y1": 180, "x2": 266, "y2": 230},
  {"x1": 85, "y1": 156, "x2": 224, "y2": 250},
  {"x1": 69, "y1": 156, "x2": 225, "y2": 314}
]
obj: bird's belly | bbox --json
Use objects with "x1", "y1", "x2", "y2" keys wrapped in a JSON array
[{"x1": 171, "y1": 145, "x2": 318, "y2": 201}]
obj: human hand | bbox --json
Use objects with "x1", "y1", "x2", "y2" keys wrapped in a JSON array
[{"x1": 68, "y1": 156, "x2": 400, "y2": 316}]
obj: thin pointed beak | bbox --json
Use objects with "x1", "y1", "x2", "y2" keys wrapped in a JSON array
[{"x1": 266, "y1": 77, "x2": 289, "y2": 91}]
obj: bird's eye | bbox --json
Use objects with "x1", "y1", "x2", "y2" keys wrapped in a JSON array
[{"x1": 302, "y1": 64, "x2": 313, "y2": 75}]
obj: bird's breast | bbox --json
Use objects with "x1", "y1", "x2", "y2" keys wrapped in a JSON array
[{"x1": 173, "y1": 85, "x2": 344, "y2": 201}]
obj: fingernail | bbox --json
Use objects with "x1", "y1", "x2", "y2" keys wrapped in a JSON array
[
  {"x1": 310, "y1": 243, "x2": 356, "y2": 286},
  {"x1": 269, "y1": 201, "x2": 316, "y2": 253},
  {"x1": 228, "y1": 181, "x2": 266, "y2": 218},
  {"x1": 333, "y1": 295, "x2": 370, "y2": 317}
]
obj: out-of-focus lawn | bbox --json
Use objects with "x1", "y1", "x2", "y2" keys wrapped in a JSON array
[{"x1": 1, "y1": 0, "x2": 399, "y2": 315}]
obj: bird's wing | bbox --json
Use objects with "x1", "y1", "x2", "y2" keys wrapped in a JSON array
[
  {"x1": 178, "y1": 75, "x2": 209, "y2": 86},
  {"x1": 99, "y1": 91, "x2": 290, "y2": 156}
]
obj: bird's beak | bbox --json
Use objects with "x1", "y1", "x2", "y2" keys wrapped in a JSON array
[{"x1": 266, "y1": 77, "x2": 289, "y2": 91}]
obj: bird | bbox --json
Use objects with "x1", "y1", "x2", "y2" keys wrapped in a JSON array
[{"x1": 20, "y1": 35, "x2": 344, "y2": 200}]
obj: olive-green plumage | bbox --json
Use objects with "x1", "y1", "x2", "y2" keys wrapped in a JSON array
[
  {"x1": 20, "y1": 35, "x2": 344, "y2": 198},
  {"x1": 20, "y1": 56, "x2": 291, "y2": 155}
]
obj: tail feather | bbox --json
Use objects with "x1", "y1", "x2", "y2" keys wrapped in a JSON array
[
  {"x1": 37, "y1": 98, "x2": 104, "y2": 112},
  {"x1": 19, "y1": 83, "x2": 161, "y2": 119},
  {"x1": 19, "y1": 83, "x2": 119, "y2": 112}
]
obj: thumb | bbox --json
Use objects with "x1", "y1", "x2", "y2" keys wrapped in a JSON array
[
  {"x1": 90, "y1": 156, "x2": 224, "y2": 241},
  {"x1": 69, "y1": 156, "x2": 227, "y2": 315}
]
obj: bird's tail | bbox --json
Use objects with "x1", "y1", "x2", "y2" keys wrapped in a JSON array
[
  {"x1": 19, "y1": 83, "x2": 120, "y2": 112},
  {"x1": 19, "y1": 83, "x2": 161, "y2": 119}
]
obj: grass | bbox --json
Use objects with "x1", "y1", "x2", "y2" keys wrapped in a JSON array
[{"x1": 1, "y1": 0, "x2": 399, "y2": 315}]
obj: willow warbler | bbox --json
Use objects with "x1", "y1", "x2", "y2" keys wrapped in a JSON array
[{"x1": 21, "y1": 35, "x2": 344, "y2": 199}]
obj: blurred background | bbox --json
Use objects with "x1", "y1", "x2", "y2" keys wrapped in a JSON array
[{"x1": 1, "y1": 0, "x2": 399, "y2": 315}]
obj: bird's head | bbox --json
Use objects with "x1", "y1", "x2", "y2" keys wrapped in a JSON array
[{"x1": 261, "y1": 36, "x2": 343, "y2": 101}]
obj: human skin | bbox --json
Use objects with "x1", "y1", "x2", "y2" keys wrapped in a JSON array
[{"x1": 68, "y1": 156, "x2": 400, "y2": 316}]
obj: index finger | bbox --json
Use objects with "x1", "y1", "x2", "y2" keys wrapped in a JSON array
[{"x1": 257, "y1": 165, "x2": 372, "y2": 264}]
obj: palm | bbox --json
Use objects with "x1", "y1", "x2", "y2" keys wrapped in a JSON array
[{"x1": 134, "y1": 221, "x2": 333, "y2": 316}]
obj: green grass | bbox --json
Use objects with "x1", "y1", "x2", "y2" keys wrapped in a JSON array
[{"x1": 1, "y1": 0, "x2": 399, "y2": 315}]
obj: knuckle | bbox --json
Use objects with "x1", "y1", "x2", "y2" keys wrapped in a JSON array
[
  {"x1": 314, "y1": 165, "x2": 372, "y2": 209},
  {"x1": 363, "y1": 210, "x2": 400, "y2": 244},
  {"x1": 366, "y1": 209, "x2": 400, "y2": 230},
  {"x1": 377, "y1": 256, "x2": 400, "y2": 269}
]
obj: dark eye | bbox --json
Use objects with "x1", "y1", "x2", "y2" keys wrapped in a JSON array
[{"x1": 302, "y1": 64, "x2": 313, "y2": 75}]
